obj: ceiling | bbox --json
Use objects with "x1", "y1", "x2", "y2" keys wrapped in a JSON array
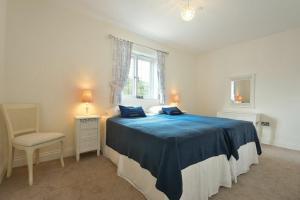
[{"x1": 62, "y1": 0, "x2": 300, "y2": 53}]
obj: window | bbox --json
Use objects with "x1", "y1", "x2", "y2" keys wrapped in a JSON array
[{"x1": 123, "y1": 53, "x2": 158, "y2": 99}]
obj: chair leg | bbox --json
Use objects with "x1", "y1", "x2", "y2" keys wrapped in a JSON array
[
  {"x1": 25, "y1": 149, "x2": 34, "y2": 186},
  {"x1": 6, "y1": 144, "x2": 14, "y2": 178},
  {"x1": 60, "y1": 141, "x2": 64, "y2": 167},
  {"x1": 35, "y1": 149, "x2": 40, "y2": 165}
]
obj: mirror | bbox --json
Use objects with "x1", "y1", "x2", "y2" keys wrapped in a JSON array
[
  {"x1": 231, "y1": 79, "x2": 251, "y2": 104},
  {"x1": 230, "y1": 74, "x2": 255, "y2": 108}
]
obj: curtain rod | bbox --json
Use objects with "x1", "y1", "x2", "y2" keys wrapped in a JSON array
[{"x1": 108, "y1": 34, "x2": 169, "y2": 55}]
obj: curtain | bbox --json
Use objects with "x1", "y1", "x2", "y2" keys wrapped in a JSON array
[
  {"x1": 110, "y1": 37, "x2": 133, "y2": 105},
  {"x1": 157, "y1": 51, "x2": 167, "y2": 104}
]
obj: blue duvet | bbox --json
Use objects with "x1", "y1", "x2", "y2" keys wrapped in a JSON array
[{"x1": 106, "y1": 114, "x2": 261, "y2": 200}]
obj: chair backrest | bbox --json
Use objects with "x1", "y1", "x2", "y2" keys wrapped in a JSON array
[{"x1": 2, "y1": 104, "x2": 39, "y2": 141}]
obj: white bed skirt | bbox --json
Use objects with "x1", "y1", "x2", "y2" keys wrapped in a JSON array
[
  {"x1": 229, "y1": 142, "x2": 259, "y2": 183},
  {"x1": 104, "y1": 142, "x2": 258, "y2": 200}
]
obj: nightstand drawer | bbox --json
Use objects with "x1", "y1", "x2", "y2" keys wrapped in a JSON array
[
  {"x1": 79, "y1": 139, "x2": 98, "y2": 152},
  {"x1": 79, "y1": 118, "x2": 98, "y2": 129},
  {"x1": 79, "y1": 129, "x2": 98, "y2": 139}
]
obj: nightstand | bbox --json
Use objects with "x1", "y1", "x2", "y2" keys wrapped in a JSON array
[{"x1": 75, "y1": 115, "x2": 100, "y2": 161}]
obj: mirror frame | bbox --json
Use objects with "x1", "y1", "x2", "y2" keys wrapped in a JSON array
[{"x1": 229, "y1": 74, "x2": 256, "y2": 108}]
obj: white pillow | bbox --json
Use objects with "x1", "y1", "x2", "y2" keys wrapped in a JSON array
[
  {"x1": 105, "y1": 106, "x2": 120, "y2": 117},
  {"x1": 147, "y1": 105, "x2": 171, "y2": 114}
]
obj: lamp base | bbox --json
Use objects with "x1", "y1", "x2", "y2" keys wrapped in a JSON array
[{"x1": 85, "y1": 103, "x2": 89, "y2": 115}]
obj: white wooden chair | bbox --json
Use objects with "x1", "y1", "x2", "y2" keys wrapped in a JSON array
[{"x1": 2, "y1": 104, "x2": 65, "y2": 185}]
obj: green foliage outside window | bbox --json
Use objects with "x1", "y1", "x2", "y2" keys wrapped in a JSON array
[
  {"x1": 137, "y1": 80, "x2": 149, "y2": 98},
  {"x1": 123, "y1": 79, "x2": 150, "y2": 98}
]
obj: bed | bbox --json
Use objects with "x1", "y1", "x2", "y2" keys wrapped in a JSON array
[{"x1": 102, "y1": 113, "x2": 261, "y2": 200}]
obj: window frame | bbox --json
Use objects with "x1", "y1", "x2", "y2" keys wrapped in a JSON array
[{"x1": 123, "y1": 53, "x2": 156, "y2": 100}]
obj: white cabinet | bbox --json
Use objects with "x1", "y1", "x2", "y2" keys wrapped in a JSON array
[{"x1": 75, "y1": 115, "x2": 100, "y2": 161}]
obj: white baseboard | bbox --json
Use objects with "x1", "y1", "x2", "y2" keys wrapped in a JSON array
[
  {"x1": 261, "y1": 139, "x2": 300, "y2": 151},
  {"x1": 13, "y1": 147, "x2": 74, "y2": 168}
]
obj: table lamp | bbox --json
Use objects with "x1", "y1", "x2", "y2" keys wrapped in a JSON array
[
  {"x1": 81, "y1": 89, "x2": 93, "y2": 115},
  {"x1": 170, "y1": 91, "x2": 180, "y2": 107}
]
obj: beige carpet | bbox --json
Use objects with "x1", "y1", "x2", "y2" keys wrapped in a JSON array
[{"x1": 0, "y1": 145, "x2": 299, "y2": 200}]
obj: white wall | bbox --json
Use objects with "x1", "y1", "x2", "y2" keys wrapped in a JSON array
[
  {"x1": 0, "y1": 0, "x2": 5, "y2": 94},
  {"x1": 197, "y1": 28, "x2": 300, "y2": 151},
  {"x1": 4, "y1": 0, "x2": 198, "y2": 165},
  {"x1": 0, "y1": 0, "x2": 7, "y2": 180}
]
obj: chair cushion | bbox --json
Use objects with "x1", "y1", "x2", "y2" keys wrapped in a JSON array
[{"x1": 13, "y1": 132, "x2": 65, "y2": 147}]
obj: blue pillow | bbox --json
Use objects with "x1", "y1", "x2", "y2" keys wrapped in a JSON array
[
  {"x1": 119, "y1": 105, "x2": 146, "y2": 118},
  {"x1": 162, "y1": 107, "x2": 183, "y2": 115}
]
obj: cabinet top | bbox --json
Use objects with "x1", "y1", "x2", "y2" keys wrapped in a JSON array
[{"x1": 75, "y1": 115, "x2": 100, "y2": 119}]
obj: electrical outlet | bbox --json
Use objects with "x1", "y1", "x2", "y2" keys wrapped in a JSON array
[{"x1": 261, "y1": 122, "x2": 270, "y2": 126}]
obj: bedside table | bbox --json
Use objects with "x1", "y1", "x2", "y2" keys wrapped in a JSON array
[{"x1": 75, "y1": 115, "x2": 100, "y2": 161}]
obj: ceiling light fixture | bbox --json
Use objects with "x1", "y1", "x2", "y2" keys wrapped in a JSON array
[{"x1": 181, "y1": 0, "x2": 196, "y2": 21}]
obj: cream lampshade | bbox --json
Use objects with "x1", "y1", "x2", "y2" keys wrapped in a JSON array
[
  {"x1": 170, "y1": 91, "x2": 180, "y2": 106},
  {"x1": 81, "y1": 90, "x2": 93, "y2": 115}
]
